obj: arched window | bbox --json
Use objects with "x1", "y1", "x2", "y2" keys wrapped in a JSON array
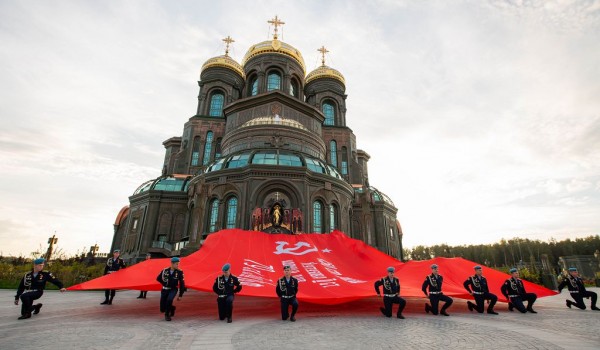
[
  {"x1": 313, "y1": 200, "x2": 323, "y2": 233},
  {"x1": 329, "y1": 204, "x2": 338, "y2": 232},
  {"x1": 225, "y1": 197, "x2": 238, "y2": 229},
  {"x1": 215, "y1": 138, "x2": 222, "y2": 159},
  {"x1": 267, "y1": 72, "x2": 281, "y2": 91},
  {"x1": 330, "y1": 140, "x2": 337, "y2": 168},
  {"x1": 289, "y1": 79, "x2": 299, "y2": 98},
  {"x1": 208, "y1": 92, "x2": 224, "y2": 117},
  {"x1": 322, "y1": 102, "x2": 335, "y2": 126},
  {"x1": 208, "y1": 198, "x2": 219, "y2": 233},
  {"x1": 341, "y1": 146, "x2": 348, "y2": 175},
  {"x1": 202, "y1": 131, "x2": 213, "y2": 165},
  {"x1": 249, "y1": 76, "x2": 258, "y2": 96},
  {"x1": 191, "y1": 136, "x2": 201, "y2": 166}
]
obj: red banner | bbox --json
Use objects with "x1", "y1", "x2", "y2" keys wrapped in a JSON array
[{"x1": 68, "y1": 229, "x2": 556, "y2": 304}]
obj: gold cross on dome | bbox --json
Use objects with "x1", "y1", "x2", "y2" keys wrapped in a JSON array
[
  {"x1": 318, "y1": 46, "x2": 329, "y2": 66},
  {"x1": 268, "y1": 15, "x2": 285, "y2": 40},
  {"x1": 222, "y1": 36, "x2": 235, "y2": 57}
]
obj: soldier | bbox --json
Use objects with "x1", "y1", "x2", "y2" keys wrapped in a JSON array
[
  {"x1": 501, "y1": 268, "x2": 537, "y2": 313},
  {"x1": 275, "y1": 265, "x2": 299, "y2": 321},
  {"x1": 422, "y1": 264, "x2": 453, "y2": 316},
  {"x1": 374, "y1": 266, "x2": 406, "y2": 319},
  {"x1": 464, "y1": 265, "x2": 498, "y2": 314},
  {"x1": 212, "y1": 263, "x2": 242, "y2": 323},
  {"x1": 101, "y1": 249, "x2": 126, "y2": 305},
  {"x1": 558, "y1": 267, "x2": 599, "y2": 311},
  {"x1": 156, "y1": 257, "x2": 185, "y2": 321},
  {"x1": 137, "y1": 253, "x2": 152, "y2": 299},
  {"x1": 14, "y1": 258, "x2": 66, "y2": 320}
]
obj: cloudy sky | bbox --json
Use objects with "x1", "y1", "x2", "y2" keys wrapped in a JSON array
[{"x1": 1, "y1": 0, "x2": 599, "y2": 257}]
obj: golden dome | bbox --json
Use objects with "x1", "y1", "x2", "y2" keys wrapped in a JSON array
[
  {"x1": 201, "y1": 55, "x2": 245, "y2": 78},
  {"x1": 242, "y1": 39, "x2": 306, "y2": 74},
  {"x1": 305, "y1": 65, "x2": 345, "y2": 85}
]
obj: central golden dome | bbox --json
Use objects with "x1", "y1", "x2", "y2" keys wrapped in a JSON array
[{"x1": 242, "y1": 39, "x2": 306, "y2": 74}]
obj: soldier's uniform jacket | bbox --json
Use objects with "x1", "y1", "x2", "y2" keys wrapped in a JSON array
[
  {"x1": 374, "y1": 276, "x2": 400, "y2": 295},
  {"x1": 15, "y1": 270, "x2": 64, "y2": 300},
  {"x1": 501, "y1": 277, "x2": 527, "y2": 298},
  {"x1": 276, "y1": 276, "x2": 299, "y2": 298},
  {"x1": 156, "y1": 268, "x2": 186, "y2": 297},
  {"x1": 463, "y1": 275, "x2": 490, "y2": 294},
  {"x1": 104, "y1": 257, "x2": 126, "y2": 275},
  {"x1": 212, "y1": 275, "x2": 242, "y2": 296},
  {"x1": 558, "y1": 275, "x2": 587, "y2": 294},
  {"x1": 422, "y1": 274, "x2": 444, "y2": 296}
]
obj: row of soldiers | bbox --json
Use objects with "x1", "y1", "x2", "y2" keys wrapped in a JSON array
[{"x1": 14, "y1": 252, "x2": 599, "y2": 321}]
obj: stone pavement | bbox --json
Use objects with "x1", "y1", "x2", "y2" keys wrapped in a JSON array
[{"x1": 1, "y1": 288, "x2": 599, "y2": 349}]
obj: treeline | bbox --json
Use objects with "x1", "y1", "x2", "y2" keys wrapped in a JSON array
[
  {"x1": 0, "y1": 258, "x2": 105, "y2": 289},
  {"x1": 404, "y1": 235, "x2": 600, "y2": 268}
]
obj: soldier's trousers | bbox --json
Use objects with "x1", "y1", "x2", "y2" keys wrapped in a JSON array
[
  {"x1": 104, "y1": 289, "x2": 116, "y2": 300},
  {"x1": 217, "y1": 295, "x2": 234, "y2": 320},
  {"x1": 20, "y1": 290, "x2": 43, "y2": 315},
  {"x1": 510, "y1": 293, "x2": 537, "y2": 313},
  {"x1": 383, "y1": 295, "x2": 406, "y2": 317},
  {"x1": 280, "y1": 297, "x2": 298, "y2": 320},
  {"x1": 473, "y1": 292, "x2": 498, "y2": 313},
  {"x1": 429, "y1": 294, "x2": 453, "y2": 315},
  {"x1": 160, "y1": 289, "x2": 178, "y2": 314},
  {"x1": 570, "y1": 291, "x2": 598, "y2": 310}
]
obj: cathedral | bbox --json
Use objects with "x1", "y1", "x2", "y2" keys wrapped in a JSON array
[{"x1": 111, "y1": 17, "x2": 404, "y2": 262}]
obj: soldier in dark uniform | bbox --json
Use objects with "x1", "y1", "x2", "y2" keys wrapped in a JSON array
[
  {"x1": 374, "y1": 266, "x2": 406, "y2": 319},
  {"x1": 275, "y1": 265, "x2": 299, "y2": 321},
  {"x1": 101, "y1": 249, "x2": 126, "y2": 305},
  {"x1": 422, "y1": 264, "x2": 453, "y2": 316},
  {"x1": 464, "y1": 265, "x2": 498, "y2": 314},
  {"x1": 501, "y1": 268, "x2": 537, "y2": 313},
  {"x1": 156, "y1": 257, "x2": 186, "y2": 321},
  {"x1": 558, "y1": 267, "x2": 599, "y2": 311},
  {"x1": 212, "y1": 263, "x2": 242, "y2": 323},
  {"x1": 137, "y1": 253, "x2": 152, "y2": 299},
  {"x1": 14, "y1": 258, "x2": 66, "y2": 320}
]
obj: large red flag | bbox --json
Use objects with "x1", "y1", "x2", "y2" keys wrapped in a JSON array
[{"x1": 68, "y1": 229, "x2": 556, "y2": 304}]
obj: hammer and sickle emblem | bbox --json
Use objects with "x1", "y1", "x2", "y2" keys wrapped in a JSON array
[{"x1": 274, "y1": 241, "x2": 318, "y2": 255}]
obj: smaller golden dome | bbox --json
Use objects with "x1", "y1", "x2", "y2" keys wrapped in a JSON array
[
  {"x1": 305, "y1": 65, "x2": 345, "y2": 85},
  {"x1": 201, "y1": 55, "x2": 245, "y2": 78},
  {"x1": 242, "y1": 39, "x2": 306, "y2": 74}
]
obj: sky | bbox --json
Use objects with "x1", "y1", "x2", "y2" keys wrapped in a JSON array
[{"x1": 0, "y1": 0, "x2": 599, "y2": 257}]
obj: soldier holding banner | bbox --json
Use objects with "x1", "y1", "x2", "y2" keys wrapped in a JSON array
[
  {"x1": 213, "y1": 263, "x2": 242, "y2": 323},
  {"x1": 14, "y1": 258, "x2": 66, "y2": 320}
]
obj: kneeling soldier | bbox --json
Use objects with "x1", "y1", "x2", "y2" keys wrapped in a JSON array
[
  {"x1": 156, "y1": 257, "x2": 185, "y2": 321},
  {"x1": 375, "y1": 266, "x2": 406, "y2": 319},
  {"x1": 558, "y1": 267, "x2": 599, "y2": 311},
  {"x1": 501, "y1": 268, "x2": 537, "y2": 313},
  {"x1": 464, "y1": 265, "x2": 498, "y2": 314},
  {"x1": 422, "y1": 264, "x2": 453, "y2": 316},
  {"x1": 14, "y1": 258, "x2": 66, "y2": 320},
  {"x1": 276, "y1": 265, "x2": 299, "y2": 321},
  {"x1": 213, "y1": 263, "x2": 242, "y2": 323}
]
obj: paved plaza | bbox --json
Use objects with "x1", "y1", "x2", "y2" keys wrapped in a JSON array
[{"x1": 1, "y1": 288, "x2": 599, "y2": 349}]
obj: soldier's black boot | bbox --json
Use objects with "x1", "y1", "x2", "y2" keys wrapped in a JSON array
[
  {"x1": 487, "y1": 307, "x2": 498, "y2": 315},
  {"x1": 108, "y1": 296, "x2": 114, "y2": 305},
  {"x1": 18, "y1": 313, "x2": 31, "y2": 320},
  {"x1": 527, "y1": 308, "x2": 537, "y2": 314},
  {"x1": 165, "y1": 312, "x2": 171, "y2": 321},
  {"x1": 440, "y1": 308, "x2": 450, "y2": 316},
  {"x1": 566, "y1": 300, "x2": 572, "y2": 309},
  {"x1": 33, "y1": 303, "x2": 43, "y2": 315},
  {"x1": 467, "y1": 301, "x2": 474, "y2": 312},
  {"x1": 227, "y1": 317, "x2": 232, "y2": 323},
  {"x1": 137, "y1": 292, "x2": 144, "y2": 299},
  {"x1": 170, "y1": 306, "x2": 176, "y2": 317},
  {"x1": 592, "y1": 306, "x2": 600, "y2": 311},
  {"x1": 380, "y1": 307, "x2": 388, "y2": 317},
  {"x1": 397, "y1": 312, "x2": 405, "y2": 319},
  {"x1": 508, "y1": 302, "x2": 514, "y2": 311},
  {"x1": 425, "y1": 303, "x2": 431, "y2": 314},
  {"x1": 100, "y1": 299, "x2": 109, "y2": 305},
  {"x1": 290, "y1": 315, "x2": 296, "y2": 322}
]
